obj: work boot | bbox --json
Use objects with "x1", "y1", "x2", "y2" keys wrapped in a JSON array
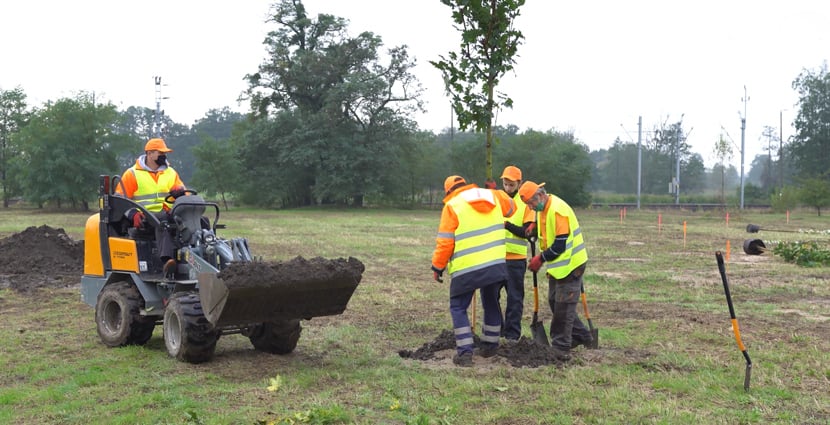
[
  {"x1": 551, "y1": 346, "x2": 572, "y2": 361},
  {"x1": 474, "y1": 344, "x2": 499, "y2": 358},
  {"x1": 571, "y1": 337, "x2": 593, "y2": 349},
  {"x1": 163, "y1": 258, "x2": 177, "y2": 278},
  {"x1": 452, "y1": 351, "x2": 473, "y2": 367}
]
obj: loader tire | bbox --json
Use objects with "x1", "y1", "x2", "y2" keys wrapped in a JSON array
[
  {"x1": 163, "y1": 292, "x2": 218, "y2": 363},
  {"x1": 95, "y1": 280, "x2": 155, "y2": 347},
  {"x1": 247, "y1": 320, "x2": 302, "y2": 354}
]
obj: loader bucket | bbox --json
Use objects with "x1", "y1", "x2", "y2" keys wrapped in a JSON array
[{"x1": 198, "y1": 256, "x2": 364, "y2": 328}]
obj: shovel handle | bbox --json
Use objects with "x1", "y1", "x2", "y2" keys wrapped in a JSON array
[
  {"x1": 530, "y1": 238, "x2": 540, "y2": 313},
  {"x1": 580, "y1": 285, "x2": 592, "y2": 321}
]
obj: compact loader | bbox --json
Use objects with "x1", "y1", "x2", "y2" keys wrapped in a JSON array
[{"x1": 81, "y1": 175, "x2": 363, "y2": 363}]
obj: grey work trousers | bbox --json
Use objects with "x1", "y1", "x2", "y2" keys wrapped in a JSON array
[{"x1": 548, "y1": 271, "x2": 593, "y2": 351}]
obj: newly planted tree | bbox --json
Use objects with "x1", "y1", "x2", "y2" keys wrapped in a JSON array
[{"x1": 432, "y1": 0, "x2": 525, "y2": 180}]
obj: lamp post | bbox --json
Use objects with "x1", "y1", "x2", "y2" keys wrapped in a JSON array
[{"x1": 153, "y1": 76, "x2": 169, "y2": 138}]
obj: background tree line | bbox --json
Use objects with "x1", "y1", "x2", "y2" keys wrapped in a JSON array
[{"x1": 1, "y1": 1, "x2": 829, "y2": 213}]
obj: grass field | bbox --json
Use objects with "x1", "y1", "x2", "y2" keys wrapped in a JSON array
[{"x1": 0, "y1": 206, "x2": 828, "y2": 424}]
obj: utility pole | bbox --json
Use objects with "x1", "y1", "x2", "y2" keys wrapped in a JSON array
[
  {"x1": 674, "y1": 113, "x2": 686, "y2": 205},
  {"x1": 779, "y1": 110, "x2": 785, "y2": 190},
  {"x1": 739, "y1": 86, "x2": 749, "y2": 210},
  {"x1": 637, "y1": 115, "x2": 642, "y2": 210},
  {"x1": 675, "y1": 127, "x2": 681, "y2": 205}
]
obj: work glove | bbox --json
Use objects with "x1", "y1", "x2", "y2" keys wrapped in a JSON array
[
  {"x1": 431, "y1": 265, "x2": 445, "y2": 283},
  {"x1": 169, "y1": 186, "x2": 186, "y2": 199},
  {"x1": 528, "y1": 254, "x2": 544, "y2": 273},
  {"x1": 127, "y1": 209, "x2": 145, "y2": 228}
]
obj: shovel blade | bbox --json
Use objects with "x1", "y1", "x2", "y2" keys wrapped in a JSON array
[
  {"x1": 530, "y1": 314, "x2": 550, "y2": 346},
  {"x1": 588, "y1": 326, "x2": 599, "y2": 349}
]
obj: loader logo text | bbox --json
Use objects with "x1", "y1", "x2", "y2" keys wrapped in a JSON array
[{"x1": 113, "y1": 250, "x2": 133, "y2": 260}]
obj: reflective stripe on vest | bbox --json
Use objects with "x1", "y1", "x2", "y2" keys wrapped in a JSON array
[
  {"x1": 543, "y1": 195, "x2": 588, "y2": 279},
  {"x1": 130, "y1": 167, "x2": 177, "y2": 212},
  {"x1": 504, "y1": 191, "x2": 529, "y2": 257},
  {"x1": 446, "y1": 188, "x2": 507, "y2": 278}
]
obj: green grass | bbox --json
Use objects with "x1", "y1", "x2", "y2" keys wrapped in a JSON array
[{"x1": 1, "y1": 206, "x2": 829, "y2": 424}]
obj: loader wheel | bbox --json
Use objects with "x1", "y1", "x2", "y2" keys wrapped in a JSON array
[
  {"x1": 95, "y1": 281, "x2": 155, "y2": 347},
  {"x1": 163, "y1": 292, "x2": 218, "y2": 363},
  {"x1": 246, "y1": 320, "x2": 302, "y2": 354}
]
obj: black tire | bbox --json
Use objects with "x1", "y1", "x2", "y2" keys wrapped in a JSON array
[
  {"x1": 163, "y1": 292, "x2": 218, "y2": 363},
  {"x1": 246, "y1": 320, "x2": 302, "y2": 354},
  {"x1": 95, "y1": 280, "x2": 155, "y2": 347}
]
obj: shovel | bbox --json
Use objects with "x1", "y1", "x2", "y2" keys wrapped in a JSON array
[
  {"x1": 715, "y1": 251, "x2": 752, "y2": 391},
  {"x1": 529, "y1": 241, "x2": 550, "y2": 346},
  {"x1": 580, "y1": 283, "x2": 599, "y2": 349}
]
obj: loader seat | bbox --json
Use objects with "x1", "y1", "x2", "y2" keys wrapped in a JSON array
[{"x1": 171, "y1": 194, "x2": 206, "y2": 247}]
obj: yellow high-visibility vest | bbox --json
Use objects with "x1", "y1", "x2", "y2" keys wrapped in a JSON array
[
  {"x1": 504, "y1": 191, "x2": 529, "y2": 258},
  {"x1": 542, "y1": 195, "x2": 588, "y2": 279},
  {"x1": 446, "y1": 188, "x2": 507, "y2": 278},
  {"x1": 130, "y1": 167, "x2": 178, "y2": 212}
]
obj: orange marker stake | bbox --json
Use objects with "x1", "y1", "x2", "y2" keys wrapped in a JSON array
[
  {"x1": 620, "y1": 208, "x2": 623, "y2": 223},
  {"x1": 726, "y1": 212, "x2": 730, "y2": 227},
  {"x1": 658, "y1": 214, "x2": 662, "y2": 234},
  {"x1": 623, "y1": 207, "x2": 627, "y2": 219},
  {"x1": 726, "y1": 240, "x2": 731, "y2": 262}
]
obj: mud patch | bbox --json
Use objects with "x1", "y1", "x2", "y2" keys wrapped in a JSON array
[
  {"x1": 0, "y1": 225, "x2": 83, "y2": 293},
  {"x1": 398, "y1": 329, "x2": 569, "y2": 368}
]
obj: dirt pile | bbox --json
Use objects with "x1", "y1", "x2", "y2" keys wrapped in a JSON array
[
  {"x1": 0, "y1": 225, "x2": 84, "y2": 292},
  {"x1": 399, "y1": 329, "x2": 567, "y2": 368}
]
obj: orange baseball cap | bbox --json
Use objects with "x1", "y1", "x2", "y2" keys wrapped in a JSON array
[
  {"x1": 500, "y1": 165, "x2": 522, "y2": 182},
  {"x1": 518, "y1": 181, "x2": 545, "y2": 203},
  {"x1": 144, "y1": 138, "x2": 173, "y2": 153},
  {"x1": 444, "y1": 175, "x2": 467, "y2": 194}
]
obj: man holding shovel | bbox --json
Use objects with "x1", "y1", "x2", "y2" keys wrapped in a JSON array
[
  {"x1": 431, "y1": 175, "x2": 516, "y2": 367},
  {"x1": 519, "y1": 181, "x2": 594, "y2": 360},
  {"x1": 498, "y1": 165, "x2": 537, "y2": 342}
]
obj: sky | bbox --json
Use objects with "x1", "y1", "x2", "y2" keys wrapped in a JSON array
[{"x1": 2, "y1": 1, "x2": 828, "y2": 170}]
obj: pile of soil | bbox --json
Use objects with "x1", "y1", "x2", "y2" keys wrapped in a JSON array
[
  {"x1": 399, "y1": 329, "x2": 567, "y2": 368},
  {"x1": 0, "y1": 225, "x2": 84, "y2": 292}
]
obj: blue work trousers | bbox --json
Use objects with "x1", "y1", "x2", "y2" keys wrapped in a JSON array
[
  {"x1": 499, "y1": 259, "x2": 526, "y2": 340},
  {"x1": 449, "y1": 280, "x2": 503, "y2": 355}
]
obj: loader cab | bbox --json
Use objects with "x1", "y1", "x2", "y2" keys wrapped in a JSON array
[{"x1": 91, "y1": 175, "x2": 221, "y2": 276}]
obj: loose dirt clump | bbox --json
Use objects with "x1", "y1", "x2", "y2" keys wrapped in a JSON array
[
  {"x1": 399, "y1": 329, "x2": 567, "y2": 368},
  {"x1": 217, "y1": 256, "x2": 365, "y2": 287},
  {"x1": 0, "y1": 225, "x2": 84, "y2": 293}
]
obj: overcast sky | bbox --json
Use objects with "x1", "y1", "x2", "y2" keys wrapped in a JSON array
[{"x1": 2, "y1": 1, "x2": 827, "y2": 169}]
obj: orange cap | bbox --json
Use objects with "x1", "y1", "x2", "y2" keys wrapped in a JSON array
[
  {"x1": 500, "y1": 165, "x2": 522, "y2": 182},
  {"x1": 518, "y1": 181, "x2": 545, "y2": 203},
  {"x1": 444, "y1": 175, "x2": 466, "y2": 194},
  {"x1": 144, "y1": 138, "x2": 173, "y2": 153}
]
